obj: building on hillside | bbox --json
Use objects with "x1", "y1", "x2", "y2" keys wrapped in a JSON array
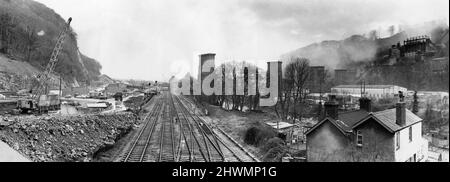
[
  {"x1": 430, "y1": 57, "x2": 449, "y2": 73},
  {"x1": 401, "y1": 35, "x2": 436, "y2": 59},
  {"x1": 386, "y1": 35, "x2": 438, "y2": 65},
  {"x1": 331, "y1": 85, "x2": 407, "y2": 100},
  {"x1": 334, "y1": 69, "x2": 356, "y2": 86},
  {"x1": 306, "y1": 66, "x2": 325, "y2": 93},
  {"x1": 306, "y1": 96, "x2": 428, "y2": 162}
]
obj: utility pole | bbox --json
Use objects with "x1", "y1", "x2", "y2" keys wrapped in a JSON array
[{"x1": 59, "y1": 75, "x2": 62, "y2": 97}]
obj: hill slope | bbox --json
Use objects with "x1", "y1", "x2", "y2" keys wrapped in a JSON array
[
  {"x1": 283, "y1": 21, "x2": 449, "y2": 69},
  {"x1": 0, "y1": 0, "x2": 102, "y2": 87},
  {"x1": 283, "y1": 23, "x2": 449, "y2": 91}
]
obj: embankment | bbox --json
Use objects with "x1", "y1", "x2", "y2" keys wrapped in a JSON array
[{"x1": 0, "y1": 112, "x2": 138, "y2": 162}]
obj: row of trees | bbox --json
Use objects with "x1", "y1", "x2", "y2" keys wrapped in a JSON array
[
  {"x1": 193, "y1": 61, "x2": 262, "y2": 112},
  {"x1": 188, "y1": 57, "x2": 325, "y2": 123},
  {"x1": 275, "y1": 58, "x2": 313, "y2": 121}
]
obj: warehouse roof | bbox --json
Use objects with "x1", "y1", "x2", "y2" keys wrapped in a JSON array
[
  {"x1": 86, "y1": 103, "x2": 108, "y2": 108},
  {"x1": 333, "y1": 85, "x2": 404, "y2": 89}
]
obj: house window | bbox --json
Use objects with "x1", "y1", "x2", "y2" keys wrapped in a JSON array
[
  {"x1": 409, "y1": 126, "x2": 413, "y2": 142},
  {"x1": 356, "y1": 130, "x2": 363, "y2": 147},
  {"x1": 396, "y1": 132, "x2": 400, "y2": 150}
]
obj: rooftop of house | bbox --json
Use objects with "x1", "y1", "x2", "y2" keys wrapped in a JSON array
[
  {"x1": 335, "y1": 110, "x2": 370, "y2": 132},
  {"x1": 371, "y1": 108, "x2": 422, "y2": 132},
  {"x1": 306, "y1": 105, "x2": 423, "y2": 136}
]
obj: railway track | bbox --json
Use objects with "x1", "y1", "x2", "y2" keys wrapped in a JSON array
[
  {"x1": 159, "y1": 93, "x2": 176, "y2": 162},
  {"x1": 121, "y1": 97, "x2": 163, "y2": 162},
  {"x1": 119, "y1": 91, "x2": 259, "y2": 162},
  {"x1": 175, "y1": 95, "x2": 224, "y2": 162},
  {"x1": 173, "y1": 95, "x2": 210, "y2": 162},
  {"x1": 178, "y1": 95, "x2": 260, "y2": 162}
]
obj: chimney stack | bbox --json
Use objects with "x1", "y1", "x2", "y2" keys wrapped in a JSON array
[
  {"x1": 266, "y1": 61, "x2": 283, "y2": 100},
  {"x1": 396, "y1": 102, "x2": 406, "y2": 126},
  {"x1": 359, "y1": 97, "x2": 372, "y2": 112},
  {"x1": 396, "y1": 91, "x2": 406, "y2": 126},
  {"x1": 325, "y1": 95, "x2": 339, "y2": 120}
]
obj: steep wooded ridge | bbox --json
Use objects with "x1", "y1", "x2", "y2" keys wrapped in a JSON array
[{"x1": 0, "y1": 0, "x2": 102, "y2": 87}]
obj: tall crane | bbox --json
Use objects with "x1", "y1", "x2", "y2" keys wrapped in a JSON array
[{"x1": 18, "y1": 17, "x2": 72, "y2": 113}]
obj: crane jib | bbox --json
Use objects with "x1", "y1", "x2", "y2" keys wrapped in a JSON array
[{"x1": 21, "y1": 17, "x2": 73, "y2": 112}]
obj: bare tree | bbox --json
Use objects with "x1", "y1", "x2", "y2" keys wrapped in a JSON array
[{"x1": 279, "y1": 57, "x2": 311, "y2": 121}]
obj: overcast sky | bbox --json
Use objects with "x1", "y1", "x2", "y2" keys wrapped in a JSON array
[{"x1": 35, "y1": 0, "x2": 449, "y2": 81}]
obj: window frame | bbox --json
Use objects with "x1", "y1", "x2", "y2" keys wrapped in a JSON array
[
  {"x1": 396, "y1": 132, "x2": 400, "y2": 150},
  {"x1": 356, "y1": 130, "x2": 363, "y2": 147},
  {"x1": 409, "y1": 126, "x2": 413, "y2": 143}
]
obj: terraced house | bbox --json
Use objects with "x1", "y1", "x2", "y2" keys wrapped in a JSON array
[{"x1": 306, "y1": 97, "x2": 428, "y2": 162}]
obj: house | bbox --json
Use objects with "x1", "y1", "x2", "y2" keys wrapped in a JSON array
[
  {"x1": 428, "y1": 128, "x2": 449, "y2": 149},
  {"x1": 306, "y1": 96, "x2": 428, "y2": 162}
]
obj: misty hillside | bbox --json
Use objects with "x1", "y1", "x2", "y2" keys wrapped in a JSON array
[
  {"x1": 283, "y1": 35, "x2": 378, "y2": 69},
  {"x1": 0, "y1": 0, "x2": 102, "y2": 87},
  {"x1": 283, "y1": 23, "x2": 449, "y2": 91},
  {"x1": 283, "y1": 22, "x2": 449, "y2": 70}
]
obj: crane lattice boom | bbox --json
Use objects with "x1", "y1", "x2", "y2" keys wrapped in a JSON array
[{"x1": 32, "y1": 17, "x2": 72, "y2": 101}]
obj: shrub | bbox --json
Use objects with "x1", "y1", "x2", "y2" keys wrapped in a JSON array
[
  {"x1": 262, "y1": 137, "x2": 285, "y2": 153},
  {"x1": 262, "y1": 137, "x2": 287, "y2": 162},
  {"x1": 244, "y1": 125, "x2": 276, "y2": 147}
]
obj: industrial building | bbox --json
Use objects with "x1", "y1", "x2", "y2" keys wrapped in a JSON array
[
  {"x1": 334, "y1": 69, "x2": 357, "y2": 86},
  {"x1": 387, "y1": 35, "x2": 439, "y2": 65},
  {"x1": 306, "y1": 66, "x2": 325, "y2": 93},
  {"x1": 331, "y1": 85, "x2": 407, "y2": 99}
]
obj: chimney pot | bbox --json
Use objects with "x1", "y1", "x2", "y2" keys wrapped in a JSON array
[
  {"x1": 396, "y1": 102, "x2": 406, "y2": 126},
  {"x1": 325, "y1": 95, "x2": 339, "y2": 120},
  {"x1": 359, "y1": 97, "x2": 372, "y2": 112}
]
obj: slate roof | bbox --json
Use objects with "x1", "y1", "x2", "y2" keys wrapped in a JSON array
[
  {"x1": 336, "y1": 110, "x2": 369, "y2": 132},
  {"x1": 306, "y1": 108, "x2": 423, "y2": 136},
  {"x1": 371, "y1": 108, "x2": 422, "y2": 132}
]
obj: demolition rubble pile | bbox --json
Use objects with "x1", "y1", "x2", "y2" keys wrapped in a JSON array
[
  {"x1": 0, "y1": 113, "x2": 138, "y2": 162},
  {"x1": 124, "y1": 96, "x2": 147, "y2": 113}
]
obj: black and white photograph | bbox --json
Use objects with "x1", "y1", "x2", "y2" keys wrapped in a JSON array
[{"x1": 0, "y1": 0, "x2": 448, "y2": 170}]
